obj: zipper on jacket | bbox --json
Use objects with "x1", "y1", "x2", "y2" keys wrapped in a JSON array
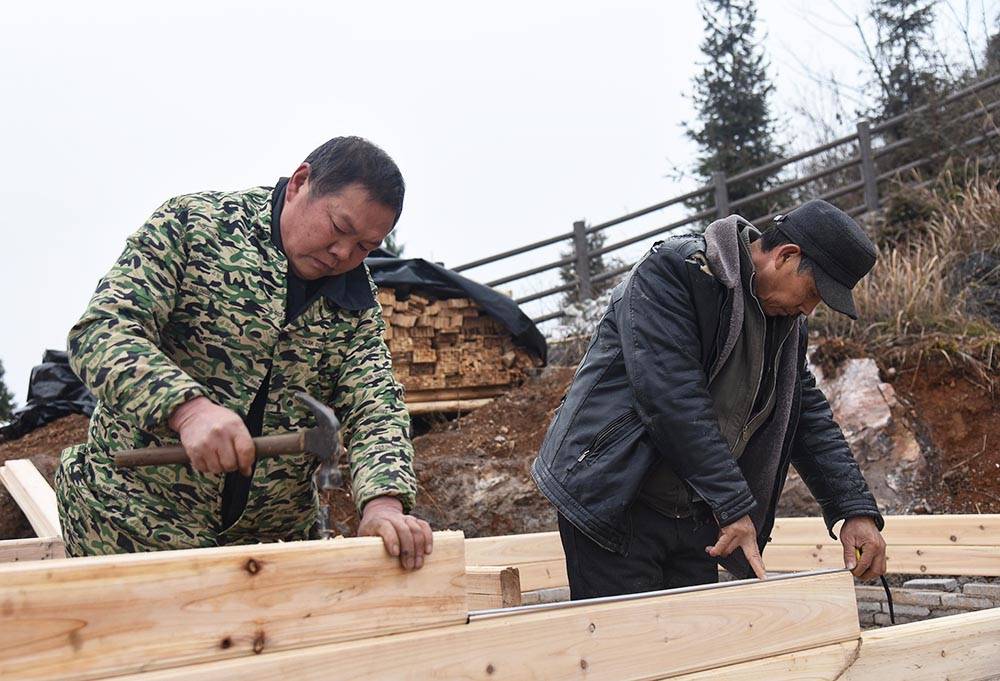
[
  {"x1": 734, "y1": 273, "x2": 768, "y2": 452},
  {"x1": 743, "y1": 319, "x2": 798, "y2": 441},
  {"x1": 574, "y1": 411, "x2": 639, "y2": 465}
]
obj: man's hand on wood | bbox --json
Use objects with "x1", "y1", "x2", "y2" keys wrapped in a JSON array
[
  {"x1": 169, "y1": 397, "x2": 255, "y2": 476},
  {"x1": 705, "y1": 514, "x2": 768, "y2": 580},
  {"x1": 358, "y1": 496, "x2": 433, "y2": 571},
  {"x1": 840, "y1": 516, "x2": 887, "y2": 580}
]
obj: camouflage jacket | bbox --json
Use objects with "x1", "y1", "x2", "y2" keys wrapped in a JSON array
[{"x1": 55, "y1": 186, "x2": 416, "y2": 556}]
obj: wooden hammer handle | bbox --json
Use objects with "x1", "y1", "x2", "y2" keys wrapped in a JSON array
[{"x1": 114, "y1": 431, "x2": 305, "y2": 467}]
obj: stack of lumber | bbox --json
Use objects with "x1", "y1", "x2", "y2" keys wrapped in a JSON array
[
  {"x1": 4, "y1": 549, "x2": 998, "y2": 680},
  {"x1": 2, "y1": 462, "x2": 999, "y2": 681},
  {"x1": 377, "y1": 288, "x2": 539, "y2": 408}
]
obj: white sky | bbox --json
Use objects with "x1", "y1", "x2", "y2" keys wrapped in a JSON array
[{"x1": 1, "y1": 0, "x2": 995, "y2": 404}]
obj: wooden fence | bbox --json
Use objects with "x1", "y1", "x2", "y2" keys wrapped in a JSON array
[{"x1": 450, "y1": 74, "x2": 1000, "y2": 324}]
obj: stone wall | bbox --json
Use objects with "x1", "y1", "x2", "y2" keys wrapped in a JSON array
[{"x1": 856, "y1": 577, "x2": 1000, "y2": 628}]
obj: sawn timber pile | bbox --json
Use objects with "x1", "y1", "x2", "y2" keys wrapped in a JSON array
[{"x1": 378, "y1": 288, "x2": 541, "y2": 402}]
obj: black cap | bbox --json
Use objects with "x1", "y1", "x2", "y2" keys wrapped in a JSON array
[{"x1": 772, "y1": 199, "x2": 877, "y2": 320}]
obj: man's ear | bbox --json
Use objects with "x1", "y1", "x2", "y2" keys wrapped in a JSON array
[
  {"x1": 286, "y1": 163, "x2": 311, "y2": 202},
  {"x1": 775, "y1": 243, "x2": 802, "y2": 269}
]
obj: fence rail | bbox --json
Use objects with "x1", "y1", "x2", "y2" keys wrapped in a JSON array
[{"x1": 450, "y1": 74, "x2": 1000, "y2": 325}]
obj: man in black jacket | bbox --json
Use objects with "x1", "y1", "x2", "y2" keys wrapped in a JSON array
[{"x1": 532, "y1": 199, "x2": 888, "y2": 599}]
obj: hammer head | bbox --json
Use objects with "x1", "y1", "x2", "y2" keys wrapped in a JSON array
[{"x1": 296, "y1": 392, "x2": 342, "y2": 468}]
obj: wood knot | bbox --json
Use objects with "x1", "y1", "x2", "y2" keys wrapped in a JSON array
[
  {"x1": 252, "y1": 631, "x2": 266, "y2": 654},
  {"x1": 486, "y1": 663, "x2": 495, "y2": 674},
  {"x1": 245, "y1": 558, "x2": 261, "y2": 575},
  {"x1": 588, "y1": 622, "x2": 596, "y2": 633},
  {"x1": 580, "y1": 659, "x2": 589, "y2": 670},
  {"x1": 219, "y1": 637, "x2": 233, "y2": 649},
  {"x1": 949, "y1": 535, "x2": 958, "y2": 543}
]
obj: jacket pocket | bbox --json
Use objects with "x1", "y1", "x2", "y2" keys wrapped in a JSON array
[{"x1": 569, "y1": 410, "x2": 642, "y2": 470}]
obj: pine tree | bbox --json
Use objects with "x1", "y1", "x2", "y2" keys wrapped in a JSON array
[
  {"x1": 867, "y1": 0, "x2": 940, "y2": 126},
  {"x1": 686, "y1": 0, "x2": 784, "y2": 222},
  {"x1": 0, "y1": 359, "x2": 16, "y2": 423}
]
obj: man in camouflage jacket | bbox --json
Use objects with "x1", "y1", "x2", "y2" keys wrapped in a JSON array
[{"x1": 56, "y1": 137, "x2": 432, "y2": 568}]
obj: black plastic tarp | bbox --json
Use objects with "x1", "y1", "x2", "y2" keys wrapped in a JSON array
[
  {"x1": 367, "y1": 256, "x2": 547, "y2": 363},
  {"x1": 0, "y1": 350, "x2": 95, "y2": 441}
]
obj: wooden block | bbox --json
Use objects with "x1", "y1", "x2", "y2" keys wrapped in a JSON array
[
  {"x1": 0, "y1": 532, "x2": 467, "y2": 681},
  {"x1": 0, "y1": 460, "x2": 61, "y2": 538},
  {"x1": 118, "y1": 571, "x2": 860, "y2": 681},
  {"x1": 447, "y1": 298, "x2": 471, "y2": 308},
  {"x1": 412, "y1": 349, "x2": 437, "y2": 364},
  {"x1": 465, "y1": 566, "x2": 522, "y2": 610},
  {"x1": 388, "y1": 338, "x2": 413, "y2": 353},
  {"x1": 670, "y1": 607, "x2": 1000, "y2": 681},
  {"x1": 763, "y1": 543, "x2": 1000, "y2": 576},
  {"x1": 410, "y1": 326, "x2": 436, "y2": 338},
  {"x1": 393, "y1": 314, "x2": 417, "y2": 328},
  {"x1": 771, "y1": 515, "x2": 1000, "y2": 546},
  {"x1": 0, "y1": 537, "x2": 65, "y2": 563}
]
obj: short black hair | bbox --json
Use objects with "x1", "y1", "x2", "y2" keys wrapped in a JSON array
[
  {"x1": 758, "y1": 227, "x2": 815, "y2": 273},
  {"x1": 303, "y1": 136, "x2": 405, "y2": 224}
]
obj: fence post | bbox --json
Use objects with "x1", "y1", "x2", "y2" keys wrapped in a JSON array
[
  {"x1": 713, "y1": 171, "x2": 730, "y2": 218},
  {"x1": 572, "y1": 220, "x2": 593, "y2": 301},
  {"x1": 857, "y1": 120, "x2": 879, "y2": 213}
]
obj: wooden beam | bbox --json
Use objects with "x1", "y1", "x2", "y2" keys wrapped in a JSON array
[
  {"x1": 667, "y1": 606, "x2": 1000, "y2": 680},
  {"x1": 406, "y1": 398, "x2": 493, "y2": 415},
  {"x1": 465, "y1": 566, "x2": 522, "y2": 610},
  {"x1": 0, "y1": 459, "x2": 61, "y2": 538},
  {"x1": 113, "y1": 571, "x2": 860, "y2": 681},
  {"x1": 0, "y1": 537, "x2": 65, "y2": 563},
  {"x1": 763, "y1": 544, "x2": 1000, "y2": 576},
  {"x1": 0, "y1": 531, "x2": 467, "y2": 681},
  {"x1": 770, "y1": 515, "x2": 1000, "y2": 546},
  {"x1": 466, "y1": 531, "x2": 562, "y2": 565}
]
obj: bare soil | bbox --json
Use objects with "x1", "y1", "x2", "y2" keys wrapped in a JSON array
[{"x1": 896, "y1": 362, "x2": 1000, "y2": 514}]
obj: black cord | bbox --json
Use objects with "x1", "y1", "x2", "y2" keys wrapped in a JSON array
[{"x1": 881, "y1": 575, "x2": 895, "y2": 624}]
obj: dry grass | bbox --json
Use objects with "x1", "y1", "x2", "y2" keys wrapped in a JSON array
[{"x1": 810, "y1": 166, "x2": 1000, "y2": 386}]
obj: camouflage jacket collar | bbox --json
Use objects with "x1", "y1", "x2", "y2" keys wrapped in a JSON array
[{"x1": 270, "y1": 177, "x2": 376, "y2": 317}]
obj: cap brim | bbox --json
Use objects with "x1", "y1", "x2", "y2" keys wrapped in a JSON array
[{"x1": 813, "y1": 266, "x2": 858, "y2": 320}]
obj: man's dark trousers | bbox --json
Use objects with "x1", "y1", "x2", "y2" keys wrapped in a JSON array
[{"x1": 558, "y1": 500, "x2": 720, "y2": 600}]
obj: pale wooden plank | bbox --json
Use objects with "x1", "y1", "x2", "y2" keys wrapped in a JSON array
[
  {"x1": 842, "y1": 607, "x2": 1000, "y2": 680},
  {"x1": 770, "y1": 514, "x2": 1000, "y2": 546},
  {"x1": 0, "y1": 537, "x2": 65, "y2": 563},
  {"x1": 115, "y1": 571, "x2": 860, "y2": 681},
  {"x1": 406, "y1": 398, "x2": 493, "y2": 415},
  {"x1": 0, "y1": 531, "x2": 467, "y2": 681},
  {"x1": 666, "y1": 607, "x2": 1000, "y2": 681},
  {"x1": 0, "y1": 459, "x2": 61, "y2": 537},
  {"x1": 465, "y1": 566, "x2": 522, "y2": 609},
  {"x1": 664, "y1": 641, "x2": 860, "y2": 680},
  {"x1": 466, "y1": 531, "x2": 563, "y2": 565},
  {"x1": 513, "y1": 558, "x2": 570, "y2": 591},
  {"x1": 763, "y1": 544, "x2": 1000, "y2": 576}
]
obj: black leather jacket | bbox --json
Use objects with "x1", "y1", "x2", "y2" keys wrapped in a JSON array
[{"x1": 531, "y1": 235, "x2": 884, "y2": 559}]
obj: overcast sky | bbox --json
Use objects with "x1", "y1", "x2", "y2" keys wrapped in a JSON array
[{"x1": 2, "y1": 0, "x2": 995, "y2": 404}]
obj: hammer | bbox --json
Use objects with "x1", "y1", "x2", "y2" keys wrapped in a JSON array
[{"x1": 114, "y1": 392, "x2": 344, "y2": 538}]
